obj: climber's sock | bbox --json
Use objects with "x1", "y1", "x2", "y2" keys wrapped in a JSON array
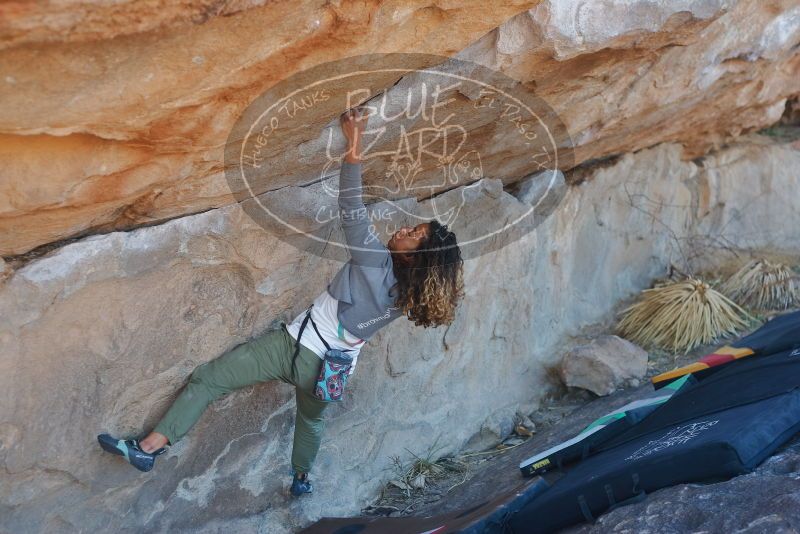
[{"x1": 97, "y1": 433, "x2": 166, "y2": 473}]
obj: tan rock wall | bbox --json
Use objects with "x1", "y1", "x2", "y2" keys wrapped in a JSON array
[
  {"x1": 1, "y1": 0, "x2": 798, "y2": 255},
  {"x1": 0, "y1": 0, "x2": 541, "y2": 255}
]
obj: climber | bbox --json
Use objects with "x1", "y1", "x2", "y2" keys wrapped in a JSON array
[{"x1": 97, "y1": 107, "x2": 465, "y2": 498}]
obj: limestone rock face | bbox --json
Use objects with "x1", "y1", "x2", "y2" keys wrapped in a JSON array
[
  {"x1": 1, "y1": 135, "x2": 798, "y2": 531},
  {"x1": 0, "y1": 0, "x2": 798, "y2": 255},
  {"x1": 464, "y1": 0, "x2": 800, "y2": 162},
  {"x1": 559, "y1": 335, "x2": 648, "y2": 396}
]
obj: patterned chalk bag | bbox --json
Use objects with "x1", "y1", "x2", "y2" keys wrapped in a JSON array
[
  {"x1": 290, "y1": 304, "x2": 354, "y2": 402},
  {"x1": 313, "y1": 348, "x2": 353, "y2": 402}
]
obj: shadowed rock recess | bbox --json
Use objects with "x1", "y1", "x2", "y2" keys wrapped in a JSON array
[{"x1": 0, "y1": 0, "x2": 799, "y2": 532}]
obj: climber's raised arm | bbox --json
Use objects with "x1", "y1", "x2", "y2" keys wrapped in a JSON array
[
  {"x1": 337, "y1": 109, "x2": 391, "y2": 268},
  {"x1": 341, "y1": 107, "x2": 363, "y2": 165}
]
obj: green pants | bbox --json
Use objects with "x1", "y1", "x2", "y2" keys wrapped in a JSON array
[{"x1": 153, "y1": 323, "x2": 329, "y2": 474}]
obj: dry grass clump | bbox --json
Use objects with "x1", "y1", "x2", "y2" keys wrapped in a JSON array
[
  {"x1": 720, "y1": 259, "x2": 800, "y2": 311},
  {"x1": 384, "y1": 434, "x2": 469, "y2": 499},
  {"x1": 617, "y1": 278, "x2": 752, "y2": 353}
]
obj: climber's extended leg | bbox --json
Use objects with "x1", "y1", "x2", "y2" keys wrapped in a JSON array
[
  {"x1": 98, "y1": 326, "x2": 293, "y2": 471},
  {"x1": 289, "y1": 388, "x2": 328, "y2": 495},
  {"x1": 286, "y1": 343, "x2": 331, "y2": 496},
  {"x1": 153, "y1": 326, "x2": 293, "y2": 444}
]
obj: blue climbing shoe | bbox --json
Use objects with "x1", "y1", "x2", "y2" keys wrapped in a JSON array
[
  {"x1": 97, "y1": 433, "x2": 166, "y2": 472},
  {"x1": 290, "y1": 472, "x2": 313, "y2": 497}
]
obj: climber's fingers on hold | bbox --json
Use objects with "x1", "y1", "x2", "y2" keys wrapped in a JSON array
[
  {"x1": 355, "y1": 106, "x2": 369, "y2": 122},
  {"x1": 342, "y1": 106, "x2": 366, "y2": 123},
  {"x1": 340, "y1": 108, "x2": 367, "y2": 140}
]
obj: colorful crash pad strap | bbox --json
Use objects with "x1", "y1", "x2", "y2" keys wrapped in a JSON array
[{"x1": 651, "y1": 345, "x2": 755, "y2": 387}]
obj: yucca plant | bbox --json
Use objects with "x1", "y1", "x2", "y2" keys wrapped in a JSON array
[
  {"x1": 617, "y1": 278, "x2": 752, "y2": 354},
  {"x1": 720, "y1": 259, "x2": 800, "y2": 311}
]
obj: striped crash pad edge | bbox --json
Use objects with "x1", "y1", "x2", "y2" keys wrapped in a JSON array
[{"x1": 651, "y1": 345, "x2": 754, "y2": 388}]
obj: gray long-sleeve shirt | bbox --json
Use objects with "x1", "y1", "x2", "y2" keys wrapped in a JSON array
[{"x1": 326, "y1": 161, "x2": 405, "y2": 340}]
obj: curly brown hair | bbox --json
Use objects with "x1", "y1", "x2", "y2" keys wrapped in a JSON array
[{"x1": 390, "y1": 219, "x2": 465, "y2": 328}]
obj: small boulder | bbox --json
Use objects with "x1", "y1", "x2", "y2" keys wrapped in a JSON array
[
  {"x1": 462, "y1": 411, "x2": 516, "y2": 452},
  {"x1": 409, "y1": 473, "x2": 426, "y2": 489},
  {"x1": 559, "y1": 335, "x2": 648, "y2": 396}
]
